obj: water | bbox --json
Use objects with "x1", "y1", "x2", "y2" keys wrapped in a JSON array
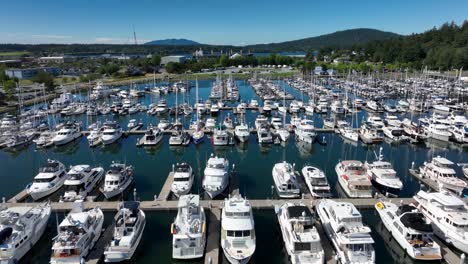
[{"x1": 1, "y1": 80, "x2": 466, "y2": 263}]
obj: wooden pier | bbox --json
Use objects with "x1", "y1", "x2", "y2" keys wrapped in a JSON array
[
  {"x1": 204, "y1": 209, "x2": 221, "y2": 264},
  {"x1": 158, "y1": 171, "x2": 174, "y2": 201},
  {"x1": 87, "y1": 214, "x2": 118, "y2": 264}
]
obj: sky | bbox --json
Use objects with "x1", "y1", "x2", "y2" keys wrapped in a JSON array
[{"x1": 0, "y1": 0, "x2": 467, "y2": 46}]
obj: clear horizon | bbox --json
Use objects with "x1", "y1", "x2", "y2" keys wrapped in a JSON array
[{"x1": 0, "y1": 0, "x2": 467, "y2": 45}]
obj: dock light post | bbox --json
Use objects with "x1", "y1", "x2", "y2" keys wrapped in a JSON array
[
  {"x1": 208, "y1": 256, "x2": 213, "y2": 264},
  {"x1": 271, "y1": 185, "x2": 274, "y2": 199},
  {"x1": 461, "y1": 253, "x2": 465, "y2": 264},
  {"x1": 154, "y1": 194, "x2": 158, "y2": 201},
  {"x1": 411, "y1": 161, "x2": 415, "y2": 170},
  {"x1": 1, "y1": 197, "x2": 4, "y2": 203},
  {"x1": 133, "y1": 188, "x2": 137, "y2": 201}
]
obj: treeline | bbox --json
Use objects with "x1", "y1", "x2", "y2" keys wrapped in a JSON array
[
  {"x1": 165, "y1": 54, "x2": 295, "y2": 74},
  {"x1": 361, "y1": 21, "x2": 468, "y2": 70}
]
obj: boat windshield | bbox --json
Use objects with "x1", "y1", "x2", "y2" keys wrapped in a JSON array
[
  {"x1": 226, "y1": 230, "x2": 251, "y2": 237},
  {"x1": 294, "y1": 242, "x2": 311, "y2": 251},
  {"x1": 34, "y1": 176, "x2": 56, "y2": 183},
  {"x1": 311, "y1": 178, "x2": 328, "y2": 185},
  {"x1": 40, "y1": 163, "x2": 59, "y2": 173},
  {"x1": 346, "y1": 243, "x2": 373, "y2": 252},
  {"x1": 174, "y1": 177, "x2": 190, "y2": 182}
]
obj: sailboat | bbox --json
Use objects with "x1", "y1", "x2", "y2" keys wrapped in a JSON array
[
  {"x1": 192, "y1": 79, "x2": 205, "y2": 144},
  {"x1": 276, "y1": 82, "x2": 290, "y2": 142}
]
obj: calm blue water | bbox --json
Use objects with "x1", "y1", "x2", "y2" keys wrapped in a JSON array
[{"x1": 2, "y1": 80, "x2": 465, "y2": 263}]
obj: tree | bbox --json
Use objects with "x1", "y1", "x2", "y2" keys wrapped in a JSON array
[
  {"x1": 3, "y1": 80, "x2": 16, "y2": 100},
  {"x1": 32, "y1": 71, "x2": 55, "y2": 91},
  {"x1": 151, "y1": 54, "x2": 161, "y2": 66},
  {"x1": 219, "y1": 55, "x2": 229, "y2": 67}
]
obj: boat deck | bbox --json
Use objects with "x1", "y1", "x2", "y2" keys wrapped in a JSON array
[{"x1": 205, "y1": 208, "x2": 221, "y2": 264}]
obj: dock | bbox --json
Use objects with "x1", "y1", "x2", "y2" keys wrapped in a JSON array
[
  {"x1": 433, "y1": 236, "x2": 462, "y2": 264},
  {"x1": 315, "y1": 218, "x2": 337, "y2": 264},
  {"x1": 87, "y1": 214, "x2": 118, "y2": 264},
  {"x1": 7, "y1": 189, "x2": 28, "y2": 203},
  {"x1": 205, "y1": 208, "x2": 221, "y2": 264},
  {"x1": 158, "y1": 171, "x2": 174, "y2": 201}
]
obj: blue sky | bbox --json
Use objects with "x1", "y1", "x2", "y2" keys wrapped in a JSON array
[{"x1": 1, "y1": 0, "x2": 467, "y2": 45}]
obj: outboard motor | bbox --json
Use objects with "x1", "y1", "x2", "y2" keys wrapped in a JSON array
[{"x1": 0, "y1": 227, "x2": 13, "y2": 244}]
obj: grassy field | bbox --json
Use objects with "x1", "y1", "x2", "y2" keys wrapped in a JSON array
[{"x1": 0, "y1": 51, "x2": 30, "y2": 57}]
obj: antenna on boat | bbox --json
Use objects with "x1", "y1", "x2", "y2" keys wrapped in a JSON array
[{"x1": 132, "y1": 24, "x2": 138, "y2": 45}]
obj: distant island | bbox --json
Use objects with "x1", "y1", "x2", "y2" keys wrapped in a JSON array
[{"x1": 144, "y1": 38, "x2": 201, "y2": 46}]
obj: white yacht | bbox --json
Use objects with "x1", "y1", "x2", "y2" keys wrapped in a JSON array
[
  {"x1": 104, "y1": 201, "x2": 146, "y2": 262},
  {"x1": 331, "y1": 100, "x2": 345, "y2": 114},
  {"x1": 60, "y1": 165, "x2": 105, "y2": 202},
  {"x1": 202, "y1": 155, "x2": 229, "y2": 199},
  {"x1": 301, "y1": 166, "x2": 332, "y2": 198},
  {"x1": 221, "y1": 195, "x2": 256, "y2": 264},
  {"x1": 235, "y1": 122, "x2": 250, "y2": 143},
  {"x1": 136, "y1": 127, "x2": 163, "y2": 146},
  {"x1": 276, "y1": 203, "x2": 324, "y2": 264},
  {"x1": 317, "y1": 199, "x2": 375, "y2": 264},
  {"x1": 364, "y1": 148, "x2": 402, "y2": 197},
  {"x1": 101, "y1": 121, "x2": 123, "y2": 145},
  {"x1": 271, "y1": 117, "x2": 283, "y2": 129},
  {"x1": 50, "y1": 207, "x2": 104, "y2": 264},
  {"x1": 450, "y1": 125, "x2": 468, "y2": 144},
  {"x1": 419, "y1": 156, "x2": 466, "y2": 194},
  {"x1": 169, "y1": 130, "x2": 190, "y2": 146},
  {"x1": 382, "y1": 125, "x2": 404, "y2": 142},
  {"x1": 337, "y1": 123, "x2": 358, "y2": 142},
  {"x1": 413, "y1": 190, "x2": 468, "y2": 253},
  {"x1": 424, "y1": 122, "x2": 452, "y2": 142},
  {"x1": 90, "y1": 81, "x2": 113, "y2": 100},
  {"x1": 366, "y1": 115, "x2": 384, "y2": 131},
  {"x1": 172, "y1": 194, "x2": 206, "y2": 259},
  {"x1": 359, "y1": 123, "x2": 383, "y2": 144},
  {"x1": 87, "y1": 126, "x2": 102, "y2": 147},
  {"x1": 336, "y1": 160, "x2": 372, "y2": 198},
  {"x1": 155, "y1": 99, "x2": 169, "y2": 115},
  {"x1": 171, "y1": 163, "x2": 194, "y2": 198},
  {"x1": 205, "y1": 118, "x2": 216, "y2": 130},
  {"x1": 257, "y1": 125, "x2": 273, "y2": 144},
  {"x1": 375, "y1": 201, "x2": 442, "y2": 260},
  {"x1": 157, "y1": 119, "x2": 171, "y2": 131},
  {"x1": 212, "y1": 126, "x2": 229, "y2": 146},
  {"x1": 27, "y1": 159, "x2": 67, "y2": 200},
  {"x1": 0, "y1": 203, "x2": 51, "y2": 264},
  {"x1": 272, "y1": 161, "x2": 300, "y2": 198},
  {"x1": 52, "y1": 122, "x2": 81, "y2": 146},
  {"x1": 254, "y1": 115, "x2": 268, "y2": 130},
  {"x1": 101, "y1": 162, "x2": 134, "y2": 199},
  {"x1": 385, "y1": 115, "x2": 402, "y2": 128},
  {"x1": 295, "y1": 119, "x2": 316, "y2": 144}
]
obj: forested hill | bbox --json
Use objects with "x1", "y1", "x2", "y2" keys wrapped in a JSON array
[
  {"x1": 244, "y1": 28, "x2": 400, "y2": 52},
  {"x1": 360, "y1": 21, "x2": 468, "y2": 69}
]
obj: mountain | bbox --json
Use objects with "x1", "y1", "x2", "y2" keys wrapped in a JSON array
[
  {"x1": 245, "y1": 28, "x2": 401, "y2": 52},
  {"x1": 144, "y1": 38, "x2": 200, "y2": 46}
]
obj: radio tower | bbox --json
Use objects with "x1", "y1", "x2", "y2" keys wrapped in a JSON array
[{"x1": 133, "y1": 25, "x2": 138, "y2": 45}]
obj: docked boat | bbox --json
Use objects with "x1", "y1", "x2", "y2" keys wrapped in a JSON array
[
  {"x1": 101, "y1": 162, "x2": 134, "y2": 199},
  {"x1": 419, "y1": 156, "x2": 467, "y2": 194},
  {"x1": 104, "y1": 201, "x2": 146, "y2": 262},
  {"x1": 50, "y1": 207, "x2": 104, "y2": 264},
  {"x1": 155, "y1": 100, "x2": 169, "y2": 115},
  {"x1": 365, "y1": 148, "x2": 402, "y2": 197},
  {"x1": 27, "y1": 159, "x2": 67, "y2": 200},
  {"x1": 375, "y1": 201, "x2": 441, "y2": 260},
  {"x1": 317, "y1": 199, "x2": 375, "y2": 264},
  {"x1": 171, "y1": 163, "x2": 194, "y2": 198},
  {"x1": 60, "y1": 165, "x2": 105, "y2": 202},
  {"x1": 301, "y1": 166, "x2": 332, "y2": 198},
  {"x1": 136, "y1": 127, "x2": 163, "y2": 146},
  {"x1": 221, "y1": 195, "x2": 256, "y2": 264},
  {"x1": 257, "y1": 125, "x2": 273, "y2": 144},
  {"x1": 202, "y1": 155, "x2": 229, "y2": 199},
  {"x1": 212, "y1": 126, "x2": 229, "y2": 146},
  {"x1": 366, "y1": 115, "x2": 384, "y2": 131},
  {"x1": 413, "y1": 190, "x2": 468, "y2": 253},
  {"x1": 359, "y1": 123, "x2": 383, "y2": 144},
  {"x1": 382, "y1": 125, "x2": 404, "y2": 142},
  {"x1": 272, "y1": 161, "x2": 300, "y2": 198},
  {"x1": 101, "y1": 121, "x2": 123, "y2": 145},
  {"x1": 337, "y1": 123, "x2": 358, "y2": 142},
  {"x1": 235, "y1": 122, "x2": 250, "y2": 143},
  {"x1": 423, "y1": 122, "x2": 451, "y2": 142},
  {"x1": 0, "y1": 202, "x2": 51, "y2": 264},
  {"x1": 157, "y1": 119, "x2": 171, "y2": 131},
  {"x1": 87, "y1": 126, "x2": 103, "y2": 147},
  {"x1": 295, "y1": 119, "x2": 316, "y2": 144},
  {"x1": 254, "y1": 115, "x2": 268, "y2": 130},
  {"x1": 276, "y1": 202, "x2": 324, "y2": 264},
  {"x1": 169, "y1": 129, "x2": 190, "y2": 146},
  {"x1": 52, "y1": 122, "x2": 81, "y2": 146},
  {"x1": 172, "y1": 194, "x2": 206, "y2": 259},
  {"x1": 336, "y1": 160, "x2": 372, "y2": 198}
]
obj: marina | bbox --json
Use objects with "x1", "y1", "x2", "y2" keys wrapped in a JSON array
[{"x1": 0, "y1": 77, "x2": 467, "y2": 264}]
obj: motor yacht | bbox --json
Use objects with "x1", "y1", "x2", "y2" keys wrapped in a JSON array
[
  {"x1": 101, "y1": 121, "x2": 123, "y2": 145},
  {"x1": 60, "y1": 165, "x2": 105, "y2": 202},
  {"x1": 0, "y1": 203, "x2": 51, "y2": 264},
  {"x1": 364, "y1": 148, "x2": 402, "y2": 197},
  {"x1": 171, "y1": 195, "x2": 206, "y2": 259},
  {"x1": 336, "y1": 160, "x2": 372, "y2": 198},
  {"x1": 413, "y1": 190, "x2": 468, "y2": 253},
  {"x1": 171, "y1": 163, "x2": 194, "y2": 198},
  {"x1": 272, "y1": 161, "x2": 300, "y2": 198},
  {"x1": 295, "y1": 119, "x2": 316, "y2": 144},
  {"x1": 276, "y1": 202, "x2": 324, "y2": 264},
  {"x1": 202, "y1": 155, "x2": 229, "y2": 199},
  {"x1": 50, "y1": 207, "x2": 104, "y2": 264},
  {"x1": 375, "y1": 201, "x2": 441, "y2": 260},
  {"x1": 235, "y1": 122, "x2": 250, "y2": 143},
  {"x1": 101, "y1": 162, "x2": 134, "y2": 199},
  {"x1": 301, "y1": 166, "x2": 332, "y2": 198},
  {"x1": 27, "y1": 159, "x2": 67, "y2": 200},
  {"x1": 136, "y1": 127, "x2": 163, "y2": 146},
  {"x1": 419, "y1": 156, "x2": 467, "y2": 194},
  {"x1": 257, "y1": 125, "x2": 273, "y2": 144},
  {"x1": 359, "y1": 123, "x2": 383, "y2": 144},
  {"x1": 52, "y1": 122, "x2": 81, "y2": 146},
  {"x1": 221, "y1": 195, "x2": 256, "y2": 264},
  {"x1": 317, "y1": 199, "x2": 375, "y2": 264},
  {"x1": 104, "y1": 201, "x2": 146, "y2": 262},
  {"x1": 212, "y1": 126, "x2": 229, "y2": 146}
]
